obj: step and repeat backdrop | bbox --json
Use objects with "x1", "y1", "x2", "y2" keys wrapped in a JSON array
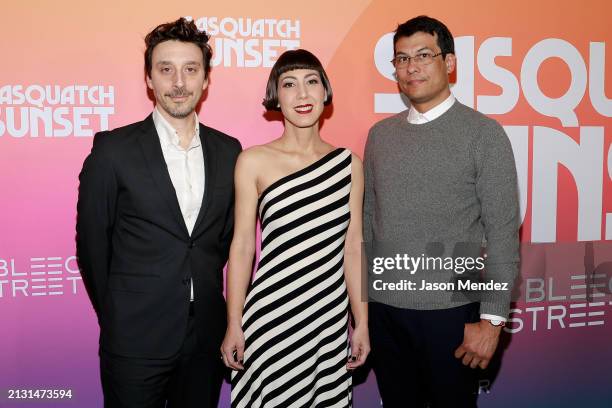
[{"x1": 1, "y1": 0, "x2": 611, "y2": 407}]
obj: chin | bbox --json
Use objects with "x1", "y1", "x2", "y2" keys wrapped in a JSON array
[
  {"x1": 404, "y1": 93, "x2": 430, "y2": 104},
  {"x1": 286, "y1": 118, "x2": 318, "y2": 129},
  {"x1": 163, "y1": 102, "x2": 196, "y2": 119},
  {"x1": 169, "y1": 110, "x2": 194, "y2": 119},
  {"x1": 284, "y1": 112, "x2": 321, "y2": 128}
]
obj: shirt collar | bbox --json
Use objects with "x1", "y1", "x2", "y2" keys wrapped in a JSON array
[
  {"x1": 407, "y1": 93, "x2": 456, "y2": 124},
  {"x1": 152, "y1": 107, "x2": 201, "y2": 150}
]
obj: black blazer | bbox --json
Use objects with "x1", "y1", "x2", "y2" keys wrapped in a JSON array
[{"x1": 76, "y1": 115, "x2": 241, "y2": 358}]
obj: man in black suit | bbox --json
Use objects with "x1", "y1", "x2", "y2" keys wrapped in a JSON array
[{"x1": 76, "y1": 17, "x2": 241, "y2": 408}]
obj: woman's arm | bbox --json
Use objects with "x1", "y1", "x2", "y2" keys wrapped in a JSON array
[
  {"x1": 222, "y1": 149, "x2": 260, "y2": 370},
  {"x1": 344, "y1": 153, "x2": 370, "y2": 369}
]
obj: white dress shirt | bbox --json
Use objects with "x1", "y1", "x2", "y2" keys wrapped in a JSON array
[
  {"x1": 406, "y1": 94, "x2": 506, "y2": 324},
  {"x1": 407, "y1": 93, "x2": 456, "y2": 124},
  {"x1": 152, "y1": 107, "x2": 205, "y2": 301}
]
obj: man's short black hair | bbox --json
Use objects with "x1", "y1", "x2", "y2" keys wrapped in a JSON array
[
  {"x1": 144, "y1": 17, "x2": 212, "y2": 79},
  {"x1": 394, "y1": 15, "x2": 455, "y2": 56}
]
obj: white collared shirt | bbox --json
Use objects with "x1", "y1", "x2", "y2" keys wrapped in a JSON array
[
  {"x1": 407, "y1": 93, "x2": 456, "y2": 124},
  {"x1": 153, "y1": 107, "x2": 205, "y2": 301},
  {"x1": 406, "y1": 93, "x2": 506, "y2": 324}
]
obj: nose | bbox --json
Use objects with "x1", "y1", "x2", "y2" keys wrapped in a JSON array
[
  {"x1": 173, "y1": 70, "x2": 185, "y2": 87},
  {"x1": 406, "y1": 58, "x2": 420, "y2": 73},
  {"x1": 297, "y1": 82, "x2": 308, "y2": 99}
]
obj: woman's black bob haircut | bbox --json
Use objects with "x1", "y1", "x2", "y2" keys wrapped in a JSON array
[{"x1": 262, "y1": 49, "x2": 333, "y2": 111}]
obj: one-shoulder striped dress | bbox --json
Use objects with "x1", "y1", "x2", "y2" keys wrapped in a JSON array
[{"x1": 231, "y1": 148, "x2": 353, "y2": 408}]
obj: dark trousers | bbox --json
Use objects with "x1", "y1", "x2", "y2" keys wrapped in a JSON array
[
  {"x1": 369, "y1": 302, "x2": 480, "y2": 408},
  {"x1": 100, "y1": 308, "x2": 224, "y2": 408}
]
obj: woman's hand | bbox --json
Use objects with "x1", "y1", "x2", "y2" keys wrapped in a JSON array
[
  {"x1": 221, "y1": 323, "x2": 246, "y2": 370},
  {"x1": 347, "y1": 323, "x2": 370, "y2": 370}
]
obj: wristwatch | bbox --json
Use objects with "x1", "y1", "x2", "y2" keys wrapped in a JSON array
[{"x1": 487, "y1": 319, "x2": 505, "y2": 327}]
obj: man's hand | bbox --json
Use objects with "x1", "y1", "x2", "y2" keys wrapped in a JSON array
[{"x1": 454, "y1": 320, "x2": 502, "y2": 369}]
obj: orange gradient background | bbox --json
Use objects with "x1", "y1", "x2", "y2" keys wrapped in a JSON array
[{"x1": 1, "y1": 1, "x2": 611, "y2": 407}]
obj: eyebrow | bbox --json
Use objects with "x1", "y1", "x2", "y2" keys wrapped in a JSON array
[
  {"x1": 156, "y1": 61, "x2": 202, "y2": 66},
  {"x1": 281, "y1": 73, "x2": 320, "y2": 80},
  {"x1": 396, "y1": 47, "x2": 433, "y2": 55}
]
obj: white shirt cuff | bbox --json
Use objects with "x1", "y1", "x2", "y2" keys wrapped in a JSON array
[{"x1": 480, "y1": 313, "x2": 507, "y2": 322}]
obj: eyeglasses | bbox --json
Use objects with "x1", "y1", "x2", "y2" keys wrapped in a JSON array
[{"x1": 391, "y1": 52, "x2": 443, "y2": 68}]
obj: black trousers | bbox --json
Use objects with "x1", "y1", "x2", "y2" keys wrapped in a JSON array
[
  {"x1": 369, "y1": 302, "x2": 480, "y2": 408},
  {"x1": 100, "y1": 307, "x2": 224, "y2": 408}
]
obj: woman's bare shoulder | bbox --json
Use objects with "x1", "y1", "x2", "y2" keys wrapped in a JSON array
[{"x1": 236, "y1": 143, "x2": 285, "y2": 173}]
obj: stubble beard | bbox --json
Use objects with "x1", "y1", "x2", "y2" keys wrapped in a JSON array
[
  {"x1": 164, "y1": 103, "x2": 194, "y2": 119},
  {"x1": 160, "y1": 88, "x2": 200, "y2": 119}
]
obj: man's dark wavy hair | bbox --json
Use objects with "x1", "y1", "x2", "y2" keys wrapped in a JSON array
[
  {"x1": 144, "y1": 17, "x2": 212, "y2": 78},
  {"x1": 393, "y1": 15, "x2": 455, "y2": 57}
]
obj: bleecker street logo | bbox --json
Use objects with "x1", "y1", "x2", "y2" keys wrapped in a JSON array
[
  {"x1": 507, "y1": 277, "x2": 612, "y2": 333},
  {"x1": 0, "y1": 256, "x2": 84, "y2": 298},
  {"x1": 506, "y1": 242, "x2": 612, "y2": 333}
]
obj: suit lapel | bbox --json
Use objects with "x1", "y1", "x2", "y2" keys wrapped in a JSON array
[
  {"x1": 137, "y1": 115, "x2": 190, "y2": 237},
  {"x1": 192, "y1": 123, "x2": 217, "y2": 236}
]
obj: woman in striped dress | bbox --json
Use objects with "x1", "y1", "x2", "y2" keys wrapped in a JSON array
[{"x1": 221, "y1": 49, "x2": 370, "y2": 407}]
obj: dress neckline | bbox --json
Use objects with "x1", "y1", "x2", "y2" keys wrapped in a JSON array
[{"x1": 258, "y1": 147, "x2": 344, "y2": 204}]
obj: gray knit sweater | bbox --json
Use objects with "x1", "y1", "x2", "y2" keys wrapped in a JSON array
[{"x1": 363, "y1": 101, "x2": 519, "y2": 318}]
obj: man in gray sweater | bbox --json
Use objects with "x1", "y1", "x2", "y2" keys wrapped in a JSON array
[{"x1": 364, "y1": 16, "x2": 519, "y2": 407}]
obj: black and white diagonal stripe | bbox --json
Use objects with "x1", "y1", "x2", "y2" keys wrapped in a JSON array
[{"x1": 231, "y1": 148, "x2": 353, "y2": 408}]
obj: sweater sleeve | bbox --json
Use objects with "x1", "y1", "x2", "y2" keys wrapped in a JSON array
[
  {"x1": 473, "y1": 119, "x2": 520, "y2": 318},
  {"x1": 363, "y1": 129, "x2": 376, "y2": 246}
]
